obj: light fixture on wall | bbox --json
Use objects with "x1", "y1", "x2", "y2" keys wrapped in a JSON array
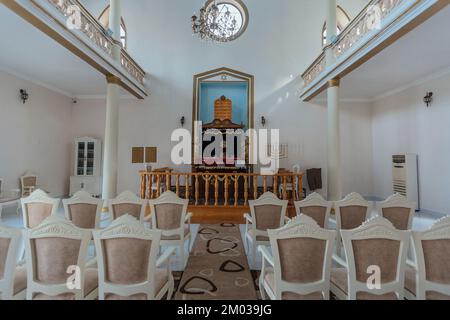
[
  {"x1": 261, "y1": 116, "x2": 266, "y2": 127},
  {"x1": 180, "y1": 116, "x2": 185, "y2": 127},
  {"x1": 20, "y1": 89, "x2": 29, "y2": 104},
  {"x1": 424, "y1": 92, "x2": 433, "y2": 107}
]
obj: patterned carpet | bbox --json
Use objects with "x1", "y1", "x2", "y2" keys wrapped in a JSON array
[{"x1": 174, "y1": 223, "x2": 258, "y2": 300}]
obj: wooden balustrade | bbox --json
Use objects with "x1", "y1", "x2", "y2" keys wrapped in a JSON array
[{"x1": 139, "y1": 171, "x2": 304, "y2": 208}]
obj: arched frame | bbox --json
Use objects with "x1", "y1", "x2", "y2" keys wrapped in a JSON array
[
  {"x1": 98, "y1": 5, "x2": 127, "y2": 49},
  {"x1": 322, "y1": 5, "x2": 351, "y2": 46},
  {"x1": 192, "y1": 67, "x2": 255, "y2": 164}
]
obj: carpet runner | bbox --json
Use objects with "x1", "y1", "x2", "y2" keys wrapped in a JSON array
[{"x1": 175, "y1": 223, "x2": 258, "y2": 300}]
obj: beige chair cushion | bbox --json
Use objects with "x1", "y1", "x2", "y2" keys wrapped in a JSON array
[
  {"x1": 277, "y1": 237, "x2": 326, "y2": 283},
  {"x1": 33, "y1": 268, "x2": 98, "y2": 300},
  {"x1": 422, "y1": 239, "x2": 450, "y2": 284},
  {"x1": 161, "y1": 225, "x2": 190, "y2": 240},
  {"x1": 331, "y1": 268, "x2": 398, "y2": 300},
  {"x1": 0, "y1": 238, "x2": 11, "y2": 279},
  {"x1": 154, "y1": 203, "x2": 184, "y2": 230},
  {"x1": 26, "y1": 203, "x2": 53, "y2": 228},
  {"x1": 404, "y1": 267, "x2": 450, "y2": 300},
  {"x1": 352, "y1": 239, "x2": 400, "y2": 284},
  {"x1": 382, "y1": 207, "x2": 411, "y2": 230},
  {"x1": 112, "y1": 203, "x2": 142, "y2": 220},
  {"x1": 104, "y1": 268, "x2": 169, "y2": 300},
  {"x1": 254, "y1": 205, "x2": 283, "y2": 231},
  {"x1": 339, "y1": 206, "x2": 367, "y2": 230},
  {"x1": 247, "y1": 229, "x2": 269, "y2": 241},
  {"x1": 300, "y1": 206, "x2": 327, "y2": 228},
  {"x1": 14, "y1": 266, "x2": 27, "y2": 295},
  {"x1": 102, "y1": 238, "x2": 151, "y2": 284},
  {"x1": 68, "y1": 203, "x2": 97, "y2": 229},
  {"x1": 264, "y1": 269, "x2": 323, "y2": 300},
  {"x1": 32, "y1": 238, "x2": 81, "y2": 283}
]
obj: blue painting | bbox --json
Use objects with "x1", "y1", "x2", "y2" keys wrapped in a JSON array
[{"x1": 199, "y1": 82, "x2": 249, "y2": 130}]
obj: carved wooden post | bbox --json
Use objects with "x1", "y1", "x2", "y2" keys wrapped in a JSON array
[
  {"x1": 244, "y1": 175, "x2": 249, "y2": 206},
  {"x1": 140, "y1": 173, "x2": 145, "y2": 199},
  {"x1": 273, "y1": 175, "x2": 278, "y2": 198},
  {"x1": 291, "y1": 174, "x2": 296, "y2": 202},
  {"x1": 253, "y1": 175, "x2": 258, "y2": 200},
  {"x1": 224, "y1": 176, "x2": 229, "y2": 206},
  {"x1": 156, "y1": 174, "x2": 161, "y2": 198},
  {"x1": 283, "y1": 175, "x2": 288, "y2": 200},
  {"x1": 195, "y1": 175, "x2": 199, "y2": 206},
  {"x1": 205, "y1": 174, "x2": 209, "y2": 206},
  {"x1": 214, "y1": 175, "x2": 219, "y2": 206},
  {"x1": 185, "y1": 174, "x2": 189, "y2": 201},
  {"x1": 166, "y1": 172, "x2": 170, "y2": 193},
  {"x1": 148, "y1": 174, "x2": 153, "y2": 199},
  {"x1": 234, "y1": 175, "x2": 239, "y2": 207}
]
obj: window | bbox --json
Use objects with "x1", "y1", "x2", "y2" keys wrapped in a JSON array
[
  {"x1": 205, "y1": 0, "x2": 249, "y2": 42},
  {"x1": 98, "y1": 6, "x2": 127, "y2": 49},
  {"x1": 322, "y1": 6, "x2": 350, "y2": 46}
]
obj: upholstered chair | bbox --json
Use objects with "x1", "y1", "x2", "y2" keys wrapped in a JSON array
[
  {"x1": 377, "y1": 194, "x2": 415, "y2": 230},
  {"x1": 244, "y1": 192, "x2": 289, "y2": 269},
  {"x1": 334, "y1": 192, "x2": 372, "y2": 256},
  {"x1": 404, "y1": 216, "x2": 450, "y2": 300},
  {"x1": 149, "y1": 191, "x2": 192, "y2": 269},
  {"x1": 63, "y1": 191, "x2": 103, "y2": 230},
  {"x1": 23, "y1": 216, "x2": 98, "y2": 300},
  {"x1": 21, "y1": 189, "x2": 60, "y2": 229},
  {"x1": 108, "y1": 191, "x2": 147, "y2": 223},
  {"x1": 294, "y1": 192, "x2": 332, "y2": 228},
  {"x1": 0, "y1": 225, "x2": 26, "y2": 300},
  {"x1": 330, "y1": 217, "x2": 410, "y2": 300},
  {"x1": 93, "y1": 215, "x2": 175, "y2": 300},
  {"x1": 259, "y1": 215, "x2": 336, "y2": 300},
  {"x1": 20, "y1": 173, "x2": 37, "y2": 197}
]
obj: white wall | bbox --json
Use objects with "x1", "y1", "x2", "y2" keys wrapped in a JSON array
[
  {"x1": 0, "y1": 70, "x2": 73, "y2": 195},
  {"x1": 372, "y1": 71, "x2": 450, "y2": 214}
]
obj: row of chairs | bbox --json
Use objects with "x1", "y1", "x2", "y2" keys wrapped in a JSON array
[
  {"x1": 0, "y1": 214, "x2": 175, "y2": 300},
  {"x1": 20, "y1": 189, "x2": 193, "y2": 268}
]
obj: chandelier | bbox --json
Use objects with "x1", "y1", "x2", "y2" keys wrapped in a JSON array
[{"x1": 191, "y1": 0, "x2": 246, "y2": 43}]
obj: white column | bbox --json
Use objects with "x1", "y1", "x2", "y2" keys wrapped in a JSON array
[
  {"x1": 327, "y1": 79, "x2": 342, "y2": 201},
  {"x1": 102, "y1": 0, "x2": 122, "y2": 199}
]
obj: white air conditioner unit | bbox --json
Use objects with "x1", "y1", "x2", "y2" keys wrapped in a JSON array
[{"x1": 392, "y1": 154, "x2": 419, "y2": 211}]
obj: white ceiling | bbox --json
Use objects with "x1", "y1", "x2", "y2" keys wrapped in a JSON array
[
  {"x1": 315, "y1": 5, "x2": 450, "y2": 102},
  {"x1": 0, "y1": 5, "x2": 125, "y2": 97}
]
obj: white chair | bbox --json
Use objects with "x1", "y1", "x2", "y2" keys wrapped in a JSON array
[
  {"x1": 377, "y1": 194, "x2": 415, "y2": 230},
  {"x1": 93, "y1": 215, "x2": 175, "y2": 300},
  {"x1": 108, "y1": 191, "x2": 147, "y2": 223},
  {"x1": 0, "y1": 225, "x2": 26, "y2": 300},
  {"x1": 63, "y1": 191, "x2": 103, "y2": 230},
  {"x1": 405, "y1": 216, "x2": 450, "y2": 300},
  {"x1": 294, "y1": 192, "x2": 332, "y2": 228},
  {"x1": 330, "y1": 217, "x2": 410, "y2": 300},
  {"x1": 278, "y1": 165, "x2": 301, "y2": 200},
  {"x1": 334, "y1": 192, "x2": 372, "y2": 256},
  {"x1": 149, "y1": 191, "x2": 192, "y2": 269},
  {"x1": 244, "y1": 192, "x2": 288, "y2": 269},
  {"x1": 21, "y1": 189, "x2": 60, "y2": 229},
  {"x1": 20, "y1": 172, "x2": 38, "y2": 197},
  {"x1": 259, "y1": 215, "x2": 336, "y2": 300},
  {"x1": 23, "y1": 216, "x2": 98, "y2": 300}
]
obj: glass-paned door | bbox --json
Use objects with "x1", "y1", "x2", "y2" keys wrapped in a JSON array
[
  {"x1": 77, "y1": 142, "x2": 86, "y2": 175},
  {"x1": 86, "y1": 142, "x2": 95, "y2": 176}
]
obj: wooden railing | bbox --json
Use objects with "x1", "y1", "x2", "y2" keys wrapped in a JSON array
[
  {"x1": 302, "y1": 0, "x2": 407, "y2": 87},
  {"x1": 139, "y1": 171, "x2": 304, "y2": 207},
  {"x1": 48, "y1": 0, "x2": 145, "y2": 85}
]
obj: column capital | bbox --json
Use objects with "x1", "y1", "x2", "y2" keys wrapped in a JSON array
[
  {"x1": 106, "y1": 74, "x2": 121, "y2": 85},
  {"x1": 328, "y1": 78, "x2": 340, "y2": 88}
]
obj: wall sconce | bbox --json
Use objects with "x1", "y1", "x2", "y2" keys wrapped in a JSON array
[
  {"x1": 180, "y1": 116, "x2": 185, "y2": 127},
  {"x1": 261, "y1": 116, "x2": 266, "y2": 127},
  {"x1": 424, "y1": 92, "x2": 433, "y2": 107},
  {"x1": 20, "y1": 89, "x2": 29, "y2": 104}
]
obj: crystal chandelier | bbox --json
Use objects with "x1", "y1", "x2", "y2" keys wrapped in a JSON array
[{"x1": 191, "y1": 0, "x2": 241, "y2": 43}]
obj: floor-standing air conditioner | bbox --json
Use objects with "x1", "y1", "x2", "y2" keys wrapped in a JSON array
[{"x1": 392, "y1": 154, "x2": 419, "y2": 211}]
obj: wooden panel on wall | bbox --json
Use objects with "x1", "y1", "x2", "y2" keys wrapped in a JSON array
[
  {"x1": 132, "y1": 147, "x2": 144, "y2": 164},
  {"x1": 145, "y1": 147, "x2": 157, "y2": 163}
]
